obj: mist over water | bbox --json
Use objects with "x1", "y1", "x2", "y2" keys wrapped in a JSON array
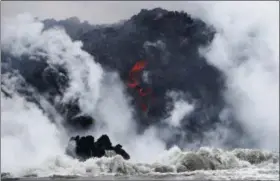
[
  {"x1": 1, "y1": 1, "x2": 279, "y2": 178},
  {"x1": 1, "y1": 13, "x2": 166, "y2": 173},
  {"x1": 198, "y1": 2, "x2": 279, "y2": 151}
]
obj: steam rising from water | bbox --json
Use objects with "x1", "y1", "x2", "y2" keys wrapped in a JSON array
[
  {"x1": 1, "y1": 92, "x2": 63, "y2": 173},
  {"x1": 1, "y1": 13, "x2": 166, "y2": 173},
  {"x1": 197, "y1": 1, "x2": 279, "y2": 151},
  {"x1": 1, "y1": 1, "x2": 279, "y2": 177}
]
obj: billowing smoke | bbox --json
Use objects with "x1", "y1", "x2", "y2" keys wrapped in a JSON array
[
  {"x1": 193, "y1": 1, "x2": 279, "y2": 151},
  {"x1": 0, "y1": 13, "x2": 166, "y2": 173},
  {"x1": 1, "y1": 86, "x2": 67, "y2": 174},
  {"x1": 164, "y1": 91, "x2": 194, "y2": 128},
  {"x1": 1, "y1": 14, "x2": 96, "y2": 173}
]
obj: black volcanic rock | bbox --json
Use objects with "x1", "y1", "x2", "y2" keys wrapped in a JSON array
[
  {"x1": 67, "y1": 134, "x2": 130, "y2": 160},
  {"x1": 75, "y1": 8, "x2": 227, "y2": 136}
]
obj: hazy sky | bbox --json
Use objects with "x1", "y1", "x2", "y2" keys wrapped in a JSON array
[{"x1": 1, "y1": 1, "x2": 204, "y2": 24}]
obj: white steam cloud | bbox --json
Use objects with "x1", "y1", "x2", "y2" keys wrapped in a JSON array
[
  {"x1": 1, "y1": 13, "x2": 104, "y2": 174},
  {"x1": 1, "y1": 13, "x2": 168, "y2": 174},
  {"x1": 194, "y1": 2, "x2": 279, "y2": 151},
  {"x1": 164, "y1": 91, "x2": 194, "y2": 128}
]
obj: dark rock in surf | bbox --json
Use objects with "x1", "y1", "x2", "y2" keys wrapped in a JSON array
[{"x1": 66, "y1": 134, "x2": 130, "y2": 161}]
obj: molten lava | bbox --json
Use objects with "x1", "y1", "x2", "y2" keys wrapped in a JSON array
[{"x1": 127, "y1": 60, "x2": 153, "y2": 112}]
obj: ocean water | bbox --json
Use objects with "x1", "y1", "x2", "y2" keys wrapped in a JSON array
[{"x1": 1, "y1": 147, "x2": 279, "y2": 180}]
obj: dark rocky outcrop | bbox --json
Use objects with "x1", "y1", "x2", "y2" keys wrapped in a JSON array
[{"x1": 66, "y1": 134, "x2": 130, "y2": 160}]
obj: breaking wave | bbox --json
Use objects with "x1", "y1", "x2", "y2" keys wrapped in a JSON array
[{"x1": 1, "y1": 147, "x2": 279, "y2": 179}]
